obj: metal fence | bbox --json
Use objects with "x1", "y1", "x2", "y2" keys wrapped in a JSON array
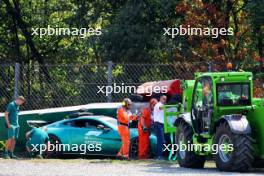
[{"x1": 0, "y1": 62, "x2": 263, "y2": 111}]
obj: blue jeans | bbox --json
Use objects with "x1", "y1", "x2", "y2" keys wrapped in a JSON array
[{"x1": 154, "y1": 122, "x2": 165, "y2": 158}]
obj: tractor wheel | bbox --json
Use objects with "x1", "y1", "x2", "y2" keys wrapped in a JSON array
[
  {"x1": 253, "y1": 158, "x2": 264, "y2": 168},
  {"x1": 214, "y1": 122, "x2": 254, "y2": 172},
  {"x1": 176, "y1": 122, "x2": 205, "y2": 168}
]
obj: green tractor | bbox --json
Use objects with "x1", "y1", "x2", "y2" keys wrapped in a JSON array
[{"x1": 164, "y1": 72, "x2": 264, "y2": 172}]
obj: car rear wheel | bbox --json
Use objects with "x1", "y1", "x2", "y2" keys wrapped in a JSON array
[
  {"x1": 129, "y1": 137, "x2": 138, "y2": 159},
  {"x1": 46, "y1": 134, "x2": 62, "y2": 158}
]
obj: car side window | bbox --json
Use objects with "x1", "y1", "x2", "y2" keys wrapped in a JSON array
[
  {"x1": 68, "y1": 119, "x2": 108, "y2": 130},
  {"x1": 85, "y1": 120, "x2": 107, "y2": 130},
  {"x1": 63, "y1": 121, "x2": 76, "y2": 127},
  {"x1": 75, "y1": 120, "x2": 89, "y2": 128},
  {"x1": 63, "y1": 119, "x2": 87, "y2": 128}
]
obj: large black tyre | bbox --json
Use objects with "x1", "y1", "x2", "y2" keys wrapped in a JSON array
[
  {"x1": 253, "y1": 158, "x2": 264, "y2": 168},
  {"x1": 129, "y1": 137, "x2": 139, "y2": 159},
  {"x1": 214, "y1": 122, "x2": 254, "y2": 172},
  {"x1": 46, "y1": 134, "x2": 62, "y2": 158},
  {"x1": 176, "y1": 122, "x2": 206, "y2": 168}
]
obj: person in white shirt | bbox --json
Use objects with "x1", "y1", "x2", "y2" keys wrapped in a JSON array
[{"x1": 153, "y1": 95, "x2": 167, "y2": 159}]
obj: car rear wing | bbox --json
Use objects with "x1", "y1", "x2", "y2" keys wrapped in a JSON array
[
  {"x1": 67, "y1": 112, "x2": 94, "y2": 118},
  {"x1": 27, "y1": 120, "x2": 54, "y2": 128}
]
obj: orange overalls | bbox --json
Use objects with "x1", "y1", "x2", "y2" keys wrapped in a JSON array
[
  {"x1": 138, "y1": 107, "x2": 151, "y2": 159},
  {"x1": 117, "y1": 107, "x2": 133, "y2": 159}
]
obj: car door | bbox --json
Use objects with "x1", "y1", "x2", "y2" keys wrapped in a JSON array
[
  {"x1": 69, "y1": 119, "x2": 121, "y2": 156},
  {"x1": 65, "y1": 119, "x2": 92, "y2": 154},
  {"x1": 94, "y1": 122, "x2": 122, "y2": 155},
  {"x1": 83, "y1": 119, "x2": 121, "y2": 155}
]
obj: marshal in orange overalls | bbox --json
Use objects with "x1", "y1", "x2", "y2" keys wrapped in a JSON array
[
  {"x1": 117, "y1": 107, "x2": 132, "y2": 159},
  {"x1": 138, "y1": 107, "x2": 152, "y2": 159}
]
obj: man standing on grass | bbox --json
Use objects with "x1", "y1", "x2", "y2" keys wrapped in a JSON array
[
  {"x1": 3, "y1": 96, "x2": 26, "y2": 159},
  {"x1": 116, "y1": 98, "x2": 138, "y2": 160},
  {"x1": 138, "y1": 98, "x2": 158, "y2": 159},
  {"x1": 153, "y1": 95, "x2": 167, "y2": 160}
]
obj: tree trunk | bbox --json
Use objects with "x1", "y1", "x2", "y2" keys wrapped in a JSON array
[{"x1": 3, "y1": 0, "x2": 53, "y2": 84}]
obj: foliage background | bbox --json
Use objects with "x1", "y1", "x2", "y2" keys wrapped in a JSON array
[{"x1": 0, "y1": 0, "x2": 263, "y2": 110}]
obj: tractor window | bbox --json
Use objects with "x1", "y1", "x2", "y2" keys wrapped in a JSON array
[
  {"x1": 217, "y1": 83, "x2": 250, "y2": 106},
  {"x1": 202, "y1": 79, "x2": 213, "y2": 106},
  {"x1": 193, "y1": 81, "x2": 203, "y2": 108},
  {"x1": 193, "y1": 78, "x2": 213, "y2": 108}
]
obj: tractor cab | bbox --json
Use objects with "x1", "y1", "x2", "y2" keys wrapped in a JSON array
[
  {"x1": 171, "y1": 71, "x2": 263, "y2": 172},
  {"x1": 191, "y1": 72, "x2": 253, "y2": 135}
]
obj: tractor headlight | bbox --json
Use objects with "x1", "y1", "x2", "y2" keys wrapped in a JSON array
[
  {"x1": 220, "y1": 77, "x2": 225, "y2": 82},
  {"x1": 248, "y1": 76, "x2": 252, "y2": 81}
]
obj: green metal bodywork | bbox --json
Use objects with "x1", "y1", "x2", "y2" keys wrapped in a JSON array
[
  {"x1": 164, "y1": 72, "x2": 264, "y2": 159},
  {"x1": 163, "y1": 80, "x2": 195, "y2": 134},
  {"x1": 163, "y1": 105, "x2": 180, "y2": 133},
  {"x1": 247, "y1": 99, "x2": 264, "y2": 159}
]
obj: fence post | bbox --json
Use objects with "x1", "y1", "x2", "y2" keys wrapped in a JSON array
[
  {"x1": 208, "y1": 61, "x2": 212, "y2": 72},
  {"x1": 14, "y1": 63, "x2": 20, "y2": 99},
  {"x1": 107, "y1": 61, "x2": 113, "y2": 102}
]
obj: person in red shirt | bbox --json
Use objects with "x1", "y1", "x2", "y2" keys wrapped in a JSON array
[
  {"x1": 138, "y1": 98, "x2": 158, "y2": 159},
  {"x1": 117, "y1": 98, "x2": 137, "y2": 160}
]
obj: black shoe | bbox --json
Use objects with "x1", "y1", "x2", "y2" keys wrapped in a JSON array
[
  {"x1": 116, "y1": 155, "x2": 130, "y2": 161},
  {"x1": 3, "y1": 151, "x2": 10, "y2": 159},
  {"x1": 123, "y1": 157, "x2": 131, "y2": 161},
  {"x1": 27, "y1": 152, "x2": 35, "y2": 159},
  {"x1": 120, "y1": 156, "x2": 130, "y2": 161},
  {"x1": 116, "y1": 155, "x2": 123, "y2": 160},
  {"x1": 36, "y1": 155, "x2": 43, "y2": 159},
  {"x1": 9, "y1": 153, "x2": 19, "y2": 159},
  {"x1": 156, "y1": 156, "x2": 165, "y2": 160}
]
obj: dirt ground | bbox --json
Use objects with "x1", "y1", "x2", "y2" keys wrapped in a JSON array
[{"x1": 0, "y1": 159, "x2": 263, "y2": 176}]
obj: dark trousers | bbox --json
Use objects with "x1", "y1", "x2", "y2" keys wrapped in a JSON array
[{"x1": 154, "y1": 122, "x2": 165, "y2": 157}]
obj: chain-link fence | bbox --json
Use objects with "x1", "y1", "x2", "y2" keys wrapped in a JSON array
[{"x1": 0, "y1": 61, "x2": 263, "y2": 111}]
